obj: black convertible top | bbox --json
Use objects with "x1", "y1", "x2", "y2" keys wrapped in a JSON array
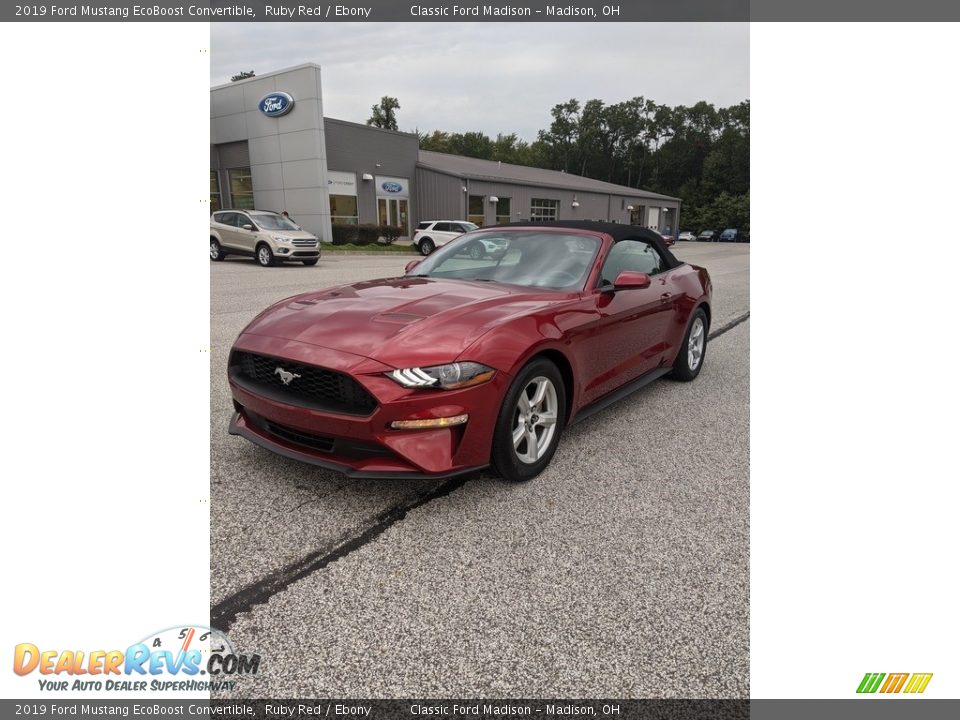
[{"x1": 495, "y1": 220, "x2": 682, "y2": 270}]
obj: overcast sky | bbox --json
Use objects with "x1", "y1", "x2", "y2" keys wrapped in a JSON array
[{"x1": 211, "y1": 23, "x2": 749, "y2": 141}]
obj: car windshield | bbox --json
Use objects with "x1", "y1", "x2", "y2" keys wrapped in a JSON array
[
  {"x1": 409, "y1": 230, "x2": 601, "y2": 291},
  {"x1": 252, "y1": 214, "x2": 300, "y2": 231}
]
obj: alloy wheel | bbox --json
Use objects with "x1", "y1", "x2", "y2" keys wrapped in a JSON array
[
  {"x1": 512, "y1": 376, "x2": 559, "y2": 464},
  {"x1": 688, "y1": 317, "x2": 705, "y2": 371}
]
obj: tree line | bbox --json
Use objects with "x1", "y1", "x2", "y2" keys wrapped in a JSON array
[{"x1": 368, "y1": 95, "x2": 749, "y2": 232}]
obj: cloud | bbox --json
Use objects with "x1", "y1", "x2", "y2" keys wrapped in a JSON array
[{"x1": 211, "y1": 22, "x2": 749, "y2": 140}]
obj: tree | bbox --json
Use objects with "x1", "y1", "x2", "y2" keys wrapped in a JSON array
[
  {"x1": 367, "y1": 96, "x2": 401, "y2": 131},
  {"x1": 230, "y1": 71, "x2": 255, "y2": 82}
]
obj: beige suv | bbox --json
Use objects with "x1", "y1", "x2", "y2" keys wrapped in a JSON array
[{"x1": 210, "y1": 210, "x2": 320, "y2": 267}]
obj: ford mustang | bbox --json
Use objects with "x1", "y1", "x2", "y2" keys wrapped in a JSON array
[{"x1": 227, "y1": 221, "x2": 712, "y2": 482}]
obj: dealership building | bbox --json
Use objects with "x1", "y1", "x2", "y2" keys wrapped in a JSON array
[{"x1": 211, "y1": 64, "x2": 681, "y2": 242}]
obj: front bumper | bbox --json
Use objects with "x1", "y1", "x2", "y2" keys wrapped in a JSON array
[
  {"x1": 227, "y1": 334, "x2": 506, "y2": 478},
  {"x1": 274, "y1": 247, "x2": 320, "y2": 259}
]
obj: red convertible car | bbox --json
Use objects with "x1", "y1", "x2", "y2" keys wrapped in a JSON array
[{"x1": 228, "y1": 221, "x2": 712, "y2": 482}]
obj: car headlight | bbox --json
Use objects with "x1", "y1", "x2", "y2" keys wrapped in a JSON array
[
  {"x1": 387, "y1": 362, "x2": 495, "y2": 390},
  {"x1": 273, "y1": 235, "x2": 291, "y2": 243}
]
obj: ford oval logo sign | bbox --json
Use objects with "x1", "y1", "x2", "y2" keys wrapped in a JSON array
[
  {"x1": 381, "y1": 181, "x2": 403, "y2": 193},
  {"x1": 258, "y1": 92, "x2": 294, "y2": 118}
]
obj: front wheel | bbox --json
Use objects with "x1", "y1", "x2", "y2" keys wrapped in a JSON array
[
  {"x1": 668, "y1": 308, "x2": 708, "y2": 381},
  {"x1": 418, "y1": 237, "x2": 435, "y2": 255},
  {"x1": 491, "y1": 358, "x2": 566, "y2": 483},
  {"x1": 256, "y1": 244, "x2": 276, "y2": 267}
]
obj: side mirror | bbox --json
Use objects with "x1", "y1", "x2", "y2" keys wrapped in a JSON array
[
  {"x1": 613, "y1": 270, "x2": 651, "y2": 289},
  {"x1": 242, "y1": 224, "x2": 254, "y2": 231},
  {"x1": 404, "y1": 259, "x2": 422, "y2": 274}
]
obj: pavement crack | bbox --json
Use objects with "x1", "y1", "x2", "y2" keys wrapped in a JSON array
[
  {"x1": 709, "y1": 311, "x2": 749, "y2": 341},
  {"x1": 210, "y1": 476, "x2": 468, "y2": 632}
]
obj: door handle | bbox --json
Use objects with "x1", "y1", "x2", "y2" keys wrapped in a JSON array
[{"x1": 660, "y1": 293, "x2": 673, "y2": 304}]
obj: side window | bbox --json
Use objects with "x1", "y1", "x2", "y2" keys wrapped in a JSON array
[
  {"x1": 600, "y1": 240, "x2": 665, "y2": 285},
  {"x1": 237, "y1": 214, "x2": 254, "y2": 229},
  {"x1": 219, "y1": 212, "x2": 238, "y2": 227},
  {"x1": 433, "y1": 222, "x2": 452, "y2": 233}
]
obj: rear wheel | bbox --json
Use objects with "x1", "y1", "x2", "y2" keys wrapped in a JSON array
[
  {"x1": 418, "y1": 237, "x2": 435, "y2": 255},
  {"x1": 256, "y1": 244, "x2": 276, "y2": 267},
  {"x1": 210, "y1": 239, "x2": 225, "y2": 261},
  {"x1": 468, "y1": 242, "x2": 484, "y2": 260},
  {"x1": 668, "y1": 308, "x2": 708, "y2": 381},
  {"x1": 491, "y1": 358, "x2": 566, "y2": 483}
]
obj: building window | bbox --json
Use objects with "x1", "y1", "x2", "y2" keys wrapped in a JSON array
[
  {"x1": 210, "y1": 171, "x2": 221, "y2": 213},
  {"x1": 228, "y1": 167, "x2": 254, "y2": 209},
  {"x1": 495, "y1": 197, "x2": 512, "y2": 225},
  {"x1": 530, "y1": 198, "x2": 559, "y2": 222},
  {"x1": 330, "y1": 195, "x2": 359, "y2": 225},
  {"x1": 467, "y1": 195, "x2": 485, "y2": 226}
]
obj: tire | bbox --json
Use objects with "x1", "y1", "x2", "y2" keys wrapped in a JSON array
[
  {"x1": 418, "y1": 237, "x2": 435, "y2": 256},
  {"x1": 301, "y1": 258, "x2": 319, "y2": 266},
  {"x1": 668, "y1": 308, "x2": 708, "y2": 381},
  {"x1": 210, "y1": 239, "x2": 225, "y2": 261},
  {"x1": 491, "y1": 358, "x2": 567, "y2": 483},
  {"x1": 468, "y1": 242, "x2": 484, "y2": 260},
  {"x1": 256, "y1": 243, "x2": 276, "y2": 267}
]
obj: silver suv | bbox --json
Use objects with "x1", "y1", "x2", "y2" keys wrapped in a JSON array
[{"x1": 210, "y1": 210, "x2": 320, "y2": 267}]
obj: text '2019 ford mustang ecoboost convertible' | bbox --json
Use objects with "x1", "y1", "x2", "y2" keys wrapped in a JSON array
[{"x1": 228, "y1": 221, "x2": 712, "y2": 482}]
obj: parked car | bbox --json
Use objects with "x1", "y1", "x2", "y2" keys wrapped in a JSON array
[
  {"x1": 413, "y1": 220, "x2": 479, "y2": 256},
  {"x1": 719, "y1": 228, "x2": 750, "y2": 243},
  {"x1": 227, "y1": 221, "x2": 712, "y2": 483},
  {"x1": 678, "y1": 230, "x2": 696, "y2": 242},
  {"x1": 211, "y1": 210, "x2": 320, "y2": 267},
  {"x1": 696, "y1": 229, "x2": 720, "y2": 242},
  {"x1": 660, "y1": 232, "x2": 677, "y2": 246}
]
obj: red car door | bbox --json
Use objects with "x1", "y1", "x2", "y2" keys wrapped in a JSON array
[{"x1": 581, "y1": 240, "x2": 676, "y2": 405}]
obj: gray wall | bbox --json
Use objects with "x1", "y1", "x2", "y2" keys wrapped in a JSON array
[
  {"x1": 415, "y1": 167, "x2": 465, "y2": 223},
  {"x1": 416, "y1": 170, "x2": 680, "y2": 229},
  {"x1": 210, "y1": 64, "x2": 333, "y2": 242},
  {"x1": 325, "y1": 119, "x2": 419, "y2": 233}
]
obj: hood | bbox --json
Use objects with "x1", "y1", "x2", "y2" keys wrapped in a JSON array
[
  {"x1": 241, "y1": 277, "x2": 571, "y2": 367},
  {"x1": 269, "y1": 229, "x2": 316, "y2": 240}
]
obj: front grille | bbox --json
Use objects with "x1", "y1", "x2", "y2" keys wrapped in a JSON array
[
  {"x1": 292, "y1": 238, "x2": 317, "y2": 247},
  {"x1": 231, "y1": 351, "x2": 377, "y2": 415},
  {"x1": 262, "y1": 420, "x2": 335, "y2": 453}
]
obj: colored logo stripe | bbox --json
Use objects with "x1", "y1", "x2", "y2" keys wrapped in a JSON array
[
  {"x1": 857, "y1": 672, "x2": 932, "y2": 694},
  {"x1": 904, "y1": 673, "x2": 933, "y2": 694},
  {"x1": 879, "y1": 673, "x2": 909, "y2": 693}
]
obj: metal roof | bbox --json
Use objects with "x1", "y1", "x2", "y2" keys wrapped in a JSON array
[{"x1": 417, "y1": 150, "x2": 680, "y2": 202}]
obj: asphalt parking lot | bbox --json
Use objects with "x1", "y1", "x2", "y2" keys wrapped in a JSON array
[{"x1": 210, "y1": 241, "x2": 750, "y2": 697}]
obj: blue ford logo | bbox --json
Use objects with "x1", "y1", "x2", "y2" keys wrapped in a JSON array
[
  {"x1": 381, "y1": 181, "x2": 403, "y2": 193},
  {"x1": 258, "y1": 92, "x2": 294, "y2": 118}
]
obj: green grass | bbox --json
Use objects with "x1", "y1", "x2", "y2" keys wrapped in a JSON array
[{"x1": 324, "y1": 243, "x2": 417, "y2": 253}]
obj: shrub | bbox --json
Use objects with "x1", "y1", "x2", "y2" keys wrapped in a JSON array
[
  {"x1": 355, "y1": 224, "x2": 381, "y2": 246},
  {"x1": 331, "y1": 224, "x2": 358, "y2": 245},
  {"x1": 379, "y1": 225, "x2": 404, "y2": 245}
]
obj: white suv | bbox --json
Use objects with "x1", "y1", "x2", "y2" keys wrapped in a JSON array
[{"x1": 412, "y1": 220, "x2": 478, "y2": 256}]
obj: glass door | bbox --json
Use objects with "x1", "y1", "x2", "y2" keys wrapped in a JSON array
[{"x1": 377, "y1": 198, "x2": 409, "y2": 236}]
